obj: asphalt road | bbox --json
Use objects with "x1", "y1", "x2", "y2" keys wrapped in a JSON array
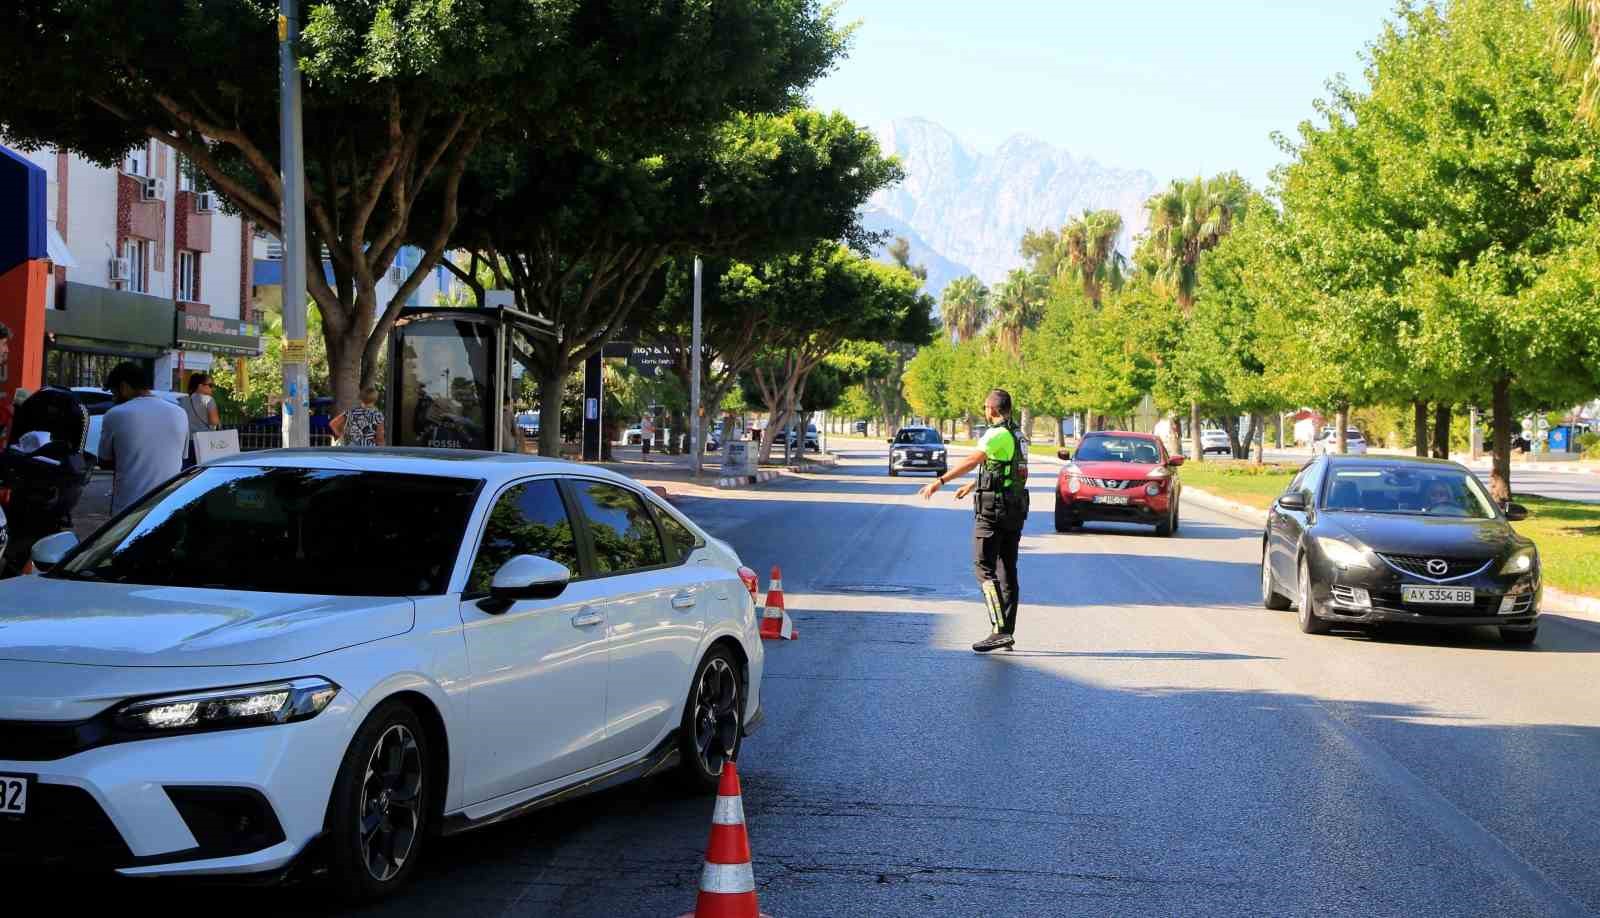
[{"x1": 79, "y1": 447, "x2": 1600, "y2": 917}]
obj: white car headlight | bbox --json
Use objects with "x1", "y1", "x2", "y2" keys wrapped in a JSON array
[
  {"x1": 932, "y1": 450, "x2": 946, "y2": 460},
  {"x1": 115, "y1": 677, "x2": 339, "y2": 734},
  {"x1": 1500, "y1": 548, "x2": 1535, "y2": 576},
  {"x1": 1316, "y1": 537, "x2": 1371, "y2": 570}
]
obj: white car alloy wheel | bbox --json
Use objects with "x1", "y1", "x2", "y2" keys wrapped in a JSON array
[
  {"x1": 360, "y1": 723, "x2": 424, "y2": 882},
  {"x1": 679, "y1": 649, "x2": 744, "y2": 790}
]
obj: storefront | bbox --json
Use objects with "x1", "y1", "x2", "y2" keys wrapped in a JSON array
[
  {"x1": 172, "y1": 310, "x2": 262, "y2": 387},
  {"x1": 44, "y1": 281, "x2": 175, "y2": 389}
]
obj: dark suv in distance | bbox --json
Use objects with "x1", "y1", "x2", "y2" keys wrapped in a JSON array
[{"x1": 887, "y1": 426, "x2": 947, "y2": 476}]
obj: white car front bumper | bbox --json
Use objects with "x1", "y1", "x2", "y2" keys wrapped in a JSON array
[{"x1": 0, "y1": 690, "x2": 357, "y2": 877}]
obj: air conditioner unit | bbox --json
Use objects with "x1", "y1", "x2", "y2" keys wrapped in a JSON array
[
  {"x1": 141, "y1": 176, "x2": 167, "y2": 201},
  {"x1": 387, "y1": 264, "x2": 407, "y2": 285},
  {"x1": 194, "y1": 191, "x2": 217, "y2": 214},
  {"x1": 109, "y1": 256, "x2": 131, "y2": 282}
]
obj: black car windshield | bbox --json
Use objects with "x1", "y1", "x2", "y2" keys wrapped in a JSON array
[
  {"x1": 1075, "y1": 437, "x2": 1161, "y2": 464},
  {"x1": 1321, "y1": 465, "x2": 1497, "y2": 519},
  {"x1": 894, "y1": 429, "x2": 942, "y2": 445},
  {"x1": 52, "y1": 467, "x2": 482, "y2": 595}
]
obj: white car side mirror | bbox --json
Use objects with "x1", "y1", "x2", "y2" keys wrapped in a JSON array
[{"x1": 30, "y1": 530, "x2": 80, "y2": 573}]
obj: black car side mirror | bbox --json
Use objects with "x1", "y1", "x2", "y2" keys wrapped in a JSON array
[
  {"x1": 1056, "y1": 448, "x2": 1072, "y2": 461},
  {"x1": 1504, "y1": 502, "x2": 1529, "y2": 522},
  {"x1": 1278, "y1": 492, "x2": 1309, "y2": 511}
]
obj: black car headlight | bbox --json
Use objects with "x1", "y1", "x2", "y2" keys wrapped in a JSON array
[
  {"x1": 115, "y1": 678, "x2": 339, "y2": 733},
  {"x1": 1500, "y1": 547, "x2": 1536, "y2": 576}
]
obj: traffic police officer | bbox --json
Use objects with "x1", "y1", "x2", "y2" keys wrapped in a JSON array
[{"x1": 919, "y1": 388, "x2": 1028, "y2": 652}]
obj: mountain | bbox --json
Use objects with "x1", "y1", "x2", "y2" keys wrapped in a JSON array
[{"x1": 867, "y1": 118, "x2": 1161, "y2": 298}]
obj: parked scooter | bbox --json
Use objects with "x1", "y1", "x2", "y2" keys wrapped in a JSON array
[{"x1": 0, "y1": 387, "x2": 93, "y2": 576}]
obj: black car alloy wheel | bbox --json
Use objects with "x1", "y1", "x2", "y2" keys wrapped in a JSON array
[
  {"x1": 1262, "y1": 549, "x2": 1291, "y2": 610},
  {"x1": 1297, "y1": 557, "x2": 1332, "y2": 635}
]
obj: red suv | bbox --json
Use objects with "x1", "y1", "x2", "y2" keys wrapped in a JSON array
[{"x1": 1055, "y1": 431, "x2": 1185, "y2": 536}]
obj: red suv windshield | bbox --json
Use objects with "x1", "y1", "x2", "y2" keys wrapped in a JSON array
[{"x1": 1076, "y1": 436, "x2": 1161, "y2": 464}]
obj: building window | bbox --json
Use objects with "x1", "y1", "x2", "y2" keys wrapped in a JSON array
[
  {"x1": 125, "y1": 239, "x2": 150, "y2": 293},
  {"x1": 125, "y1": 143, "x2": 150, "y2": 177},
  {"x1": 178, "y1": 156, "x2": 197, "y2": 192},
  {"x1": 177, "y1": 250, "x2": 199, "y2": 302}
]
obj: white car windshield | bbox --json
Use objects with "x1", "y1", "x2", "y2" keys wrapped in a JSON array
[
  {"x1": 52, "y1": 467, "x2": 482, "y2": 594},
  {"x1": 1321, "y1": 465, "x2": 1498, "y2": 519}
]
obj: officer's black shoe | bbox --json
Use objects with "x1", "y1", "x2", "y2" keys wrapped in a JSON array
[{"x1": 972, "y1": 633, "x2": 1015, "y2": 653}]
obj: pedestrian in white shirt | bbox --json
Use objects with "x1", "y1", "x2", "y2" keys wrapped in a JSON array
[{"x1": 98, "y1": 362, "x2": 189, "y2": 515}]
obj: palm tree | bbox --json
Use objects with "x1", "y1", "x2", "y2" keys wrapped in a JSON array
[
  {"x1": 1137, "y1": 173, "x2": 1250, "y2": 457},
  {"x1": 1061, "y1": 209, "x2": 1127, "y2": 307},
  {"x1": 1556, "y1": 0, "x2": 1600, "y2": 119},
  {"x1": 1138, "y1": 174, "x2": 1249, "y2": 311},
  {"x1": 940, "y1": 274, "x2": 990, "y2": 343},
  {"x1": 989, "y1": 268, "x2": 1046, "y2": 360}
]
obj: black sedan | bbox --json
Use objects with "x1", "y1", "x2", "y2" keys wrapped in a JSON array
[
  {"x1": 1260, "y1": 455, "x2": 1540, "y2": 644},
  {"x1": 887, "y1": 426, "x2": 948, "y2": 476}
]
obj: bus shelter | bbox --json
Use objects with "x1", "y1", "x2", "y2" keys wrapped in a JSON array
[{"x1": 387, "y1": 306, "x2": 556, "y2": 452}]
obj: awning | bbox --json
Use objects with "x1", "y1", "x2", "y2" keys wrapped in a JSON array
[{"x1": 45, "y1": 225, "x2": 77, "y2": 268}]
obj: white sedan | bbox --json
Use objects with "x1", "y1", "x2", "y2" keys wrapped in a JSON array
[
  {"x1": 1313, "y1": 427, "x2": 1369, "y2": 455},
  {"x1": 0, "y1": 449, "x2": 764, "y2": 900}
]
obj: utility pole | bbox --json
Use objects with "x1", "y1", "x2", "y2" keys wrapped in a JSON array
[
  {"x1": 690, "y1": 256, "x2": 704, "y2": 478},
  {"x1": 278, "y1": 0, "x2": 310, "y2": 448}
]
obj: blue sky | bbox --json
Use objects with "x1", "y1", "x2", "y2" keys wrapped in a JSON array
[{"x1": 808, "y1": 0, "x2": 1401, "y2": 188}]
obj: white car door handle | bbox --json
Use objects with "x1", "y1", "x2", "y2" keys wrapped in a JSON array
[
  {"x1": 671, "y1": 591, "x2": 697, "y2": 610},
  {"x1": 571, "y1": 608, "x2": 604, "y2": 628}
]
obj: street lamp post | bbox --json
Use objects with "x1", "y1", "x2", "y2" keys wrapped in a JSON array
[
  {"x1": 690, "y1": 256, "x2": 703, "y2": 478},
  {"x1": 278, "y1": 0, "x2": 310, "y2": 448}
]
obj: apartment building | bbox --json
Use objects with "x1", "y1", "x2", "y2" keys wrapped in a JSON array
[{"x1": 16, "y1": 140, "x2": 260, "y2": 392}]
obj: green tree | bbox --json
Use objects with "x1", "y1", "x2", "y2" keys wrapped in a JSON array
[
  {"x1": 1136, "y1": 172, "x2": 1251, "y2": 457},
  {"x1": 904, "y1": 338, "x2": 958, "y2": 433},
  {"x1": 1060, "y1": 210, "x2": 1128, "y2": 307},
  {"x1": 1279, "y1": 0, "x2": 1600, "y2": 498},
  {"x1": 940, "y1": 275, "x2": 990, "y2": 343},
  {"x1": 0, "y1": 1, "x2": 845, "y2": 409},
  {"x1": 456, "y1": 108, "x2": 895, "y2": 455}
]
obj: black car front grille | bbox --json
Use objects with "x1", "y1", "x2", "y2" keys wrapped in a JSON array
[
  {"x1": 0, "y1": 783, "x2": 134, "y2": 869},
  {"x1": 1377, "y1": 553, "x2": 1492, "y2": 580}
]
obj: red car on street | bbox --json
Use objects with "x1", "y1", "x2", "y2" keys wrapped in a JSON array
[{"x1": 1055, "y1": 431, "x2": 1185, "y2": 536}]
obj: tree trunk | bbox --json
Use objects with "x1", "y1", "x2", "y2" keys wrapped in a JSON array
[
  {"x1": 1221, "y1": 417, "x2": 1243, "y2": 458},
  {"x1": 1252, "y1": 413, "x2": 1266, "y2": 464},
  {"x1": 1242, "y1": 413, "x2": 1260, "y2": 463},
  {"x1": 537, "y1": 363, "x2": 567, "y2": 457},
  {"x1": 1170, "y1": 413, "x2": 1183, "y2": 458},
  {"x1": 326, "y1": 335, "x2": 363, "y2": 420},
  {"x1": 1413, "y1": 400, "x2": 1429, "y2": 457},
  {"x1": 1190, "y1": 402, "x2": 1202, "y2": 461},
  {"x1": 1432, "y1": 402, "x2": 1451, "y2": 460},
  {"x1": 1489, "y1": 377, "x2": 1512, "y2": 502},
  {"x1": 1336, "y1": 404, "x2": 1349, "y2": 454}
]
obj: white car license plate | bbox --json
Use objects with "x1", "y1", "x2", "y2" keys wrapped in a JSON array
[
  {"x1": 910, "y1": 459, "x2": 925, "y2": 465},
  {"x1": 1092, "y1": 495, "x2": 1130, "y2": 505},
  {"x1": 0, "y1": 775, "x2": 28, "y2": 815},
  {"x1": 1402, "y1": 585, "x2": 1475, "y2": 605}
]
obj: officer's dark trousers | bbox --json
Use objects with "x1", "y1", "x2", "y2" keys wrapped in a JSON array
[{"x1": 973, "y1": 526, "x2": 1022, "y2": 635}]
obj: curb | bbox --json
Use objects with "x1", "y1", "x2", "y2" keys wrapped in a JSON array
[
  {"x1": 713, "y1": 455, "x2": 837, "y2": 489},
  {"x1": 1181, "y1": 487, "x2": 1600, "y2": 625}
]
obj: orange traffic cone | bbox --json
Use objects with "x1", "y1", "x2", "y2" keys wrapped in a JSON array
[
  {"x1": 678, "y1": 761, "x2": 772, "y2": 918},
  {"x1": 759, "y1": 565, "x2": 797, "y2": 640}
]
